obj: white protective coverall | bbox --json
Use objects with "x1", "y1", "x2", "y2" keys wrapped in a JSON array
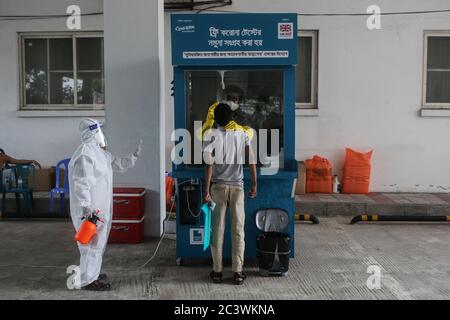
[{"x1": 69, "y1": 119, "x2": 140, "y2": 288}]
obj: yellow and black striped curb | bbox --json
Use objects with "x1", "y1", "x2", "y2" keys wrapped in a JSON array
[
  {"x1": 351, "y1": 214, "x2": 450, "y2": 224},
  {"x1": 294, "y1": 213, "x2": 320, "y2": 224}
]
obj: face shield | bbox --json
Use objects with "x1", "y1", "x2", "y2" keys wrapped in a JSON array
[
  {"x1": 89, "y1": 123, "x2": 107, "y2": 148},
  {"x1": 79, "y1": 118, "x2": 106, "y2": 147}
]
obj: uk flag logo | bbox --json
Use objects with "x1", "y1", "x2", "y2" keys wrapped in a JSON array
[
  {"x1": 278, "y1": 22, "x2": 293, "y2": 39},
  {"x1": 280, "y1": 24, "x2": 291, "y2": 32}
]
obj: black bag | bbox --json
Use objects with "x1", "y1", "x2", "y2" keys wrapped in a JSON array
[{"x1": 257, "y1": 232, "x2": 290, "y2": 276}]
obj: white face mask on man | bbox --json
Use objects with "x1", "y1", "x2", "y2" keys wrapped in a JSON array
[{"x1": 225, "y1": 100, "x2": 240, "y2": 111}]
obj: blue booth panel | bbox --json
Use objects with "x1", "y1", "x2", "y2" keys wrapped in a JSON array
[{"x1": 171, "y1": 13, "x2": 298, "y2": 263}]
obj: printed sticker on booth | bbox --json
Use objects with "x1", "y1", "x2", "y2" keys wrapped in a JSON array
[
  {"x1": 190, "y1": 228, "x2": 204, "y2": 245},
  {"x1": 278, "y1": 23, "x2": 293, "y2": 39}
]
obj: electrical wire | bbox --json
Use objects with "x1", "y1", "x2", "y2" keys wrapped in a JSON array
[
  {"x1": 0, "y1": 182, "x2": 179, "y2": 271},
  {"x1": 165, "y1": 0, "x2": 231, "y2": 11},
  {"x1": 0, "y1": 12, "x2": 102, "y2": 21},
  {"x1": 0, "y1": 1, "x2": 232, "y2": 20},
  {"x1": 185, "y1": 181, "x2": 203, "y2": 218},
  {"x1": 196, "y1": 0, "x2": 232, "y2": 14},
  {"x1": 0, "y1": 178, "x2": 207, "y2": 273},
  {"x1": 136, "y1": 178, "x2": 203, "y2": 268},
  {"x1": 136, "y1": 193, "x2": 176, "y2": 269},
  {"x1": 191, "y1": 8, "x2": 450, "y2": 16},
  {"x1": 186, "y1": 191, "x2": 201, "y2": 218},
  {"x1": 2, "y1": 7, "x2": 449, "y2": 20},
  {"x1": 297, "y1": 9, "x2": 450, "y2": 16}
]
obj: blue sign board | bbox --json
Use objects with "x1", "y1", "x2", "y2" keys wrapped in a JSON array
[{"x1": 171, "y1": 13, "x2": 297, "y2": 66}]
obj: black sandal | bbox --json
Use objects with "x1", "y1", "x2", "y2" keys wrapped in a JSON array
[
  {"x1": 98, "y1": 274, "x2": 107, "y2": 281},
  {"x1": 83, "y1": 280, "x2": 111, "y2": 291},
  {"x1": 209, "y1": 271, "x2": 223, "y2": 283},
  {"x1": 233, "y1": 272, "x2": 246, "y2": 285}
]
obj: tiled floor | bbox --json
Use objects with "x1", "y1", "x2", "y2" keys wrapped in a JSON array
[{"x1": 1, "y1": 217, "x2": 449, "y2": 299}]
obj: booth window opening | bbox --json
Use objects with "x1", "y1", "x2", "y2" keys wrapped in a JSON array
[
  {"x1": 296, "y1": 30, "x2": 318, "y2": 109},
  {"x1": 184, "y1": 69, "x2": 285, "y2": 167}
]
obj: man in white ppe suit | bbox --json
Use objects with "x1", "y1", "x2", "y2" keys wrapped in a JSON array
[{"x1": 69, "y1": 118, "x2": 142, "y2": 291}]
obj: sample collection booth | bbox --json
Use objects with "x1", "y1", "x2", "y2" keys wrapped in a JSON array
[{"x1": 170, "y1": 13, "x2": 298, "y2": 264}]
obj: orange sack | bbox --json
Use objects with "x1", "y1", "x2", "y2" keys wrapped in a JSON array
[
  {"x1": 305, "y1": 155, "x2": 333, "y2": 193},
  {"x1": 342, "y1": 148, "x2": 373, "y2": 194}
]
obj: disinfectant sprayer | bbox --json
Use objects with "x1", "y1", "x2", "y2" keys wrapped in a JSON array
[{"x1": 74, "y1": 209, "x2": 103, "y2": 245}]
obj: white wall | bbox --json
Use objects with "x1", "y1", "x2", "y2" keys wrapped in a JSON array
[
  {"x1": 164, "y1": 0, "x2": 450, "y2": 192},
  {"x1": 0, "y1": 0, "x2": 104, "y2": 165},
  {"x1": 104, "y1": 0, "x2": 164, "y2": 237},
  {"x1": 0, "y1": 0, "x2": 164, "y2": 236}
]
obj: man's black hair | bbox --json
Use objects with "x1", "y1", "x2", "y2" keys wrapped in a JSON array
[
  {"x1": 214, "y1": 103, "x2": 233, "y2": 127},
  {"x1": 224, "y1": 85, "x2": 244, "y2": 97}
]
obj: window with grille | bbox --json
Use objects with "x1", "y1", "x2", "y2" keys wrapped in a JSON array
[{"x1": 19, "y1": 33, "x2": 104, "y2": 109}]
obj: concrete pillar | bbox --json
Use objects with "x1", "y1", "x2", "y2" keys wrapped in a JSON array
[{"x1": 103, "y1": 0, "x2": 164, "y2": 237}]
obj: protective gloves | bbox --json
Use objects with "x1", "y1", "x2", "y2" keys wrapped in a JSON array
[{"x1": 81, "y1": 206, "x2": 95, "y2": 219}]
